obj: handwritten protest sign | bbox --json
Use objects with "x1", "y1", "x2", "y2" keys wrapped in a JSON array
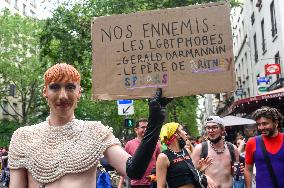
[{"x1": 91, "y1": 2, "x2": 235, "y2": 100}]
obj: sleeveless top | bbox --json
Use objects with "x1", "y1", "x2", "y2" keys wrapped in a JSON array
[
  {"x1": 163, "y1": 148, "x2": 195, "y2": 188},
  {"x1": 255, "y1": 134, "x2": 284, "y2": 188}
]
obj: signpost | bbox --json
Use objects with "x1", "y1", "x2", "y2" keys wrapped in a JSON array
[
  {"x1": 117, "y1": 100, "x2": 134, "y2": 115},
  {"x1": 257, "y1": 77, "x2": 270, "y2": 85},
  {"x1": 258, "y1": 86, "x2": 268, "y2": 92},
  {"x1": 235, "y1": 88, "x2": 243, "y2": 96}
]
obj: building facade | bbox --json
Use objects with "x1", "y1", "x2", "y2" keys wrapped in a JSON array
[
  {"x1": 0, "y1": 0, "x2": 38, "y2": 17},
  {"x1": 232, "y1": 0, "x2": 284, "y2": 100},
  {"x1": 203, "y1": 0, "x2": 284, "y2": 118}
]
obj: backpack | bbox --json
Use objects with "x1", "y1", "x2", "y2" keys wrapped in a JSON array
[{"x1": 200, "y1": 141, "x2": 236, "y2": 166}]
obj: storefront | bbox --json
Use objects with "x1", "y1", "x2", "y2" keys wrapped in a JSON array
[
  {"x1": 228, "y1": 87, "x2": 284, "y2": 117},
  {"x1": 224, "y1": 87, "x2": 284, "y2": 143}
]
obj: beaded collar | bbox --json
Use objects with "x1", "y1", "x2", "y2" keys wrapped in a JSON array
[
  {"x1": 8, "y1": 119, "x2": 121, "y2": 184},
  {"x1": 168, "y1": 148, "x2": 185, "y2": 158},
  {"x1": 209, "y1": 141, "x2": 227, "y2": 154}
]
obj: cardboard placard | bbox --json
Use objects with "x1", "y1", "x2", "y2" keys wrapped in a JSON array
[{"x1": 91, "y1": 2, "x2": 235, "y2": 100}]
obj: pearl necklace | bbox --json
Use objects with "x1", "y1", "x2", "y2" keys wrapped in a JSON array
[
  {"x1": 209, "y1": 141, "x2": 227, "y2": 154},
  {"x1": 8, "y1": 119, "x2": 121, "y2": 184}
]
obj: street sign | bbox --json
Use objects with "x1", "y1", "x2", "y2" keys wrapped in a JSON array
[
  {"x1": 257, "y1": 77, "x2": 270, "y2": 84},
  {"x1": 258, "y1": 86, "x2": 268, "y2": 92},
  {"x1": 265, "y1": 64, "x2": 281, "y2": 75},
  {"x1": 117, "y1": 100, "x2": 133, "y2": 105},
  {"x1": 235, "y1": 88, "x2": 243, "y2": 96},
  {"x1": 117, "y1": 100, "x2": 134, "y2": 115}
]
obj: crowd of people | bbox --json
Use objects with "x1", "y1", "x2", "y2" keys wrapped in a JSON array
[
  {"x1": 117, "y1": 106, "x2": 283, "y2": 188},
  {"x1": 0, "y1": 147, "x2": 9, "y2": 187},
  {"x1": 2, "y1": 63, "x2": 283, "y2": 188}
]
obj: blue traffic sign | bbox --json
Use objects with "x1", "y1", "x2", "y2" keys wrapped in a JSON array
[
  {"x1": 235, "y1": 88, "x2": 243, "y2": 96},
  {"x1": 257, "y1": 77, "x2": 270, "y2": 84},
  {"x1": 117, "y1": 100, "x2": 133, "y2": 105}
]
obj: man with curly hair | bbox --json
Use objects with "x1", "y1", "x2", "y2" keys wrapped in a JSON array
[{"x1": 244, "y1": 106, "x2": 284, "y2": 188}]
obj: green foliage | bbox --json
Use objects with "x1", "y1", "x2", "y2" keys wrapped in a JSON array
[
  {"x1": 167, "y1": 96, "x2": 199, "y2": 136},
  {"x1": 0, "y1": 120, "x2": 20, "y2": 147},
  {"x1": 0, "y1": 10, "x2": 47, "y2": 124}
]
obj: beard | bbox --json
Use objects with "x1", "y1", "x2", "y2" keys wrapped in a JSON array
[
  {"x1": 208, "y1": 135, "x2": 222, "y2": 144},
  {"x1": 261, "y1": 127, "x2": 277, "y2": 137}
]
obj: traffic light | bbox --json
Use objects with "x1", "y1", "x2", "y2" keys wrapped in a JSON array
[{"x1": 124, "y1": 119, "x2": 135, "y2": 128}]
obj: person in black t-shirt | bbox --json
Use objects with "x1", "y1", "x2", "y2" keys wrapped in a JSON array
[{"x1": 156, "y1": 122, "x2": 217, "y2": 188}]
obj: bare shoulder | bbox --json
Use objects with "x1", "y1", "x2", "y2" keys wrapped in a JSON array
[{"x1": 157, "y1": 153, "x2": 170, "y2": 167}]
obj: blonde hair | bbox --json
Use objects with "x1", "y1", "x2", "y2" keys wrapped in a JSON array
[{"x1": 44, "y1": 63, "x2": 81, "y2": 86}]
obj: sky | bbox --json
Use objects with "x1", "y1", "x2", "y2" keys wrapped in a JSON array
[
  {"x1": 38, "y1": 0, "x2": 84, "y2": 19},
  {"x1": 38, "y1": 0, "x2": 54, "y2": 19}
]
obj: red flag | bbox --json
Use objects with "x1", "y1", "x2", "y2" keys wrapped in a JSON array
[{"x1": 265, "y1": 64, "x2": 281, "y2": 75}]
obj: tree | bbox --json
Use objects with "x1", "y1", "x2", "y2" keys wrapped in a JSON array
[
  {"x1": 0, "y1": 120, "x2": 20, "y2": 147},
  {"x1": 0, "y1": 10, "x2": 47, "y2": 124},
  {"x1": 40, "y1": 0, "x2": 239, "y2": 138}
]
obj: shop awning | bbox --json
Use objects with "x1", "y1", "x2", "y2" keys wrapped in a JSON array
[{"x1": 228, "y1": 87, "x2": 284, "y2": 116}]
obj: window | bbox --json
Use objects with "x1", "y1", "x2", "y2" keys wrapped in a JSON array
[
  {"x1": 30, "y1": 10, "x2": 35, "y2": 17},
  {"x1": 275, "y1": 52, "x2": 280, "y2": 64},
  {"x1": 14, "y1": 0, "x2": 18, "y2": 9},
  {"x1": 256, "y1": 0, "x2": 262, "y2": 9},
  {"x1": 253, "y1": 34, "x2": 258, "y2": 62},
  {"x1": 9, "y1": 84, "x2": 16, "y2": 97},
  {"x1": 261, "y1": 19, "x2": 266, "y2": 53},
  {"x1": 270, "y1": 1, "x2": 277, "y2": 37},
  {"x1": 30, "y1": 0, "x2": 36, "y2": 8},
  {"x1": 13, "y1": 103, "x2": 18, "y2": 116},
  {"x1": 251, "y1": 12, "x2": 255, "y2": 25},
  {"x1": 275, "y1": 52, "x2": 280, "y2": 79},
  {"x1": 257, "y1": 74, "x2": 260, "y2": 86},
  {"x1": 23, "y1": 3, "x2": 27, "y2": 16},
  {"x1": 2, "y1": 101, "x2": 9, "y2": 116}
]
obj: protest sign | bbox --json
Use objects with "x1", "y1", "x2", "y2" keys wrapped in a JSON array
[{"x1": 91, "y1": 2, "x2": 235, "y2": 100}]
